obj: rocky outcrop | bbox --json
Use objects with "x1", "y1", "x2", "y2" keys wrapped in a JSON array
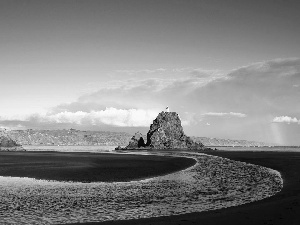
[
  {"x1": 146, "y1": 111, "x2": 204, "y2": 150},
  {"x1": 123, "y1": 111, "x2": 205, "y2": 150},
  {"x1": 0, "y1": 135, "x2": 24, "y2": 151},
  {"x1": 124, "y1": 132, "x2": 146, "y2": 149}
]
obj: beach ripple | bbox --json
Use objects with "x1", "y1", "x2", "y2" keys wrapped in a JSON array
[{"x1": 0, "y1": 152, "x2": 283, "y2": 224}]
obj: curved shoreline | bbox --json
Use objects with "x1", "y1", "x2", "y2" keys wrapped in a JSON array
[
  {"x1": 0, "y1": 151, "x2": 282, "y2": 225},
  {"x1": 89, "y1": 151, "x2": 298, "y2": 225},
  {"x1": 200, "y1": 152, "x2": 284, "y2": 192}
]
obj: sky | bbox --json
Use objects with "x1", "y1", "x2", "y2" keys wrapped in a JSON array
[{"x1": 0, "y1": 0, "x2": 300, "y2": 145}]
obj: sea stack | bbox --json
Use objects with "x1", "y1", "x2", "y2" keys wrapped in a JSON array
[{"x1": 123, "y1": 111, "x2": 204, "y2": 150}]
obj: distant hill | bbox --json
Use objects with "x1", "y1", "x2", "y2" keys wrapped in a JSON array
[
  {"x1": 0, "y1": 129, "x2": 24, "y2": 151},
  {"x1": 1, "y1": 129, "x2": 271, "y2": 147},
  {"x1": 191, "y1": 136, "x2": 272, "y2": 147},
  {"x1": 3, "y1": 129, "x2": 132, "y2": 146}
]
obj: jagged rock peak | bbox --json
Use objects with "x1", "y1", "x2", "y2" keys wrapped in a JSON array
[
  {"x1": 146, "y1": 111, "x2": 184, "y2": 146},
  {"x1": 122, "y1": 111, "x2": 205, "y2": 150},
  {"x1": 146, "y1": 111, "x2": 204, "y2": 150}
]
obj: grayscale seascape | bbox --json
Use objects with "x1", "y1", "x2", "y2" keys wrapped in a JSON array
[
  {"x1": 0, "y1": 150, "x2": 282, "y2": 224},
  {"x1": 1, "y1": 0, "x2": 300, "y2": 225}
]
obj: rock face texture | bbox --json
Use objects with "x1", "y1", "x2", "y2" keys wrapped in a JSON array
[
  {"x1": 0, "y1": 136, "x2": 19, "y2": 147},
  {"x1": 0, "y1": 133, "x2": 24, "y2": 151},
  {"x1": 125, "y1": 132, "x2": 146, "y2": 149},
  {"x1": 123, "y1": 111, "x2": 204, "y2": 150},
  {"x1": 146, "y1": 112, "x2": 204, "y2": 150}
]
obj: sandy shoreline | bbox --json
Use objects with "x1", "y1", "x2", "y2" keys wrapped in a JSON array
[
  {"x1": 0, "y1": 151, "x2": 282, "y2": 225},
  {"x1": 80, "y1": 151, "x2": 299, "y2": 225}
]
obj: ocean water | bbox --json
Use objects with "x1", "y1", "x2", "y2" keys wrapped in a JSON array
[
  {"x1": 23, "y1": 145, "x2": 118, "y2": 152},
  {"x1": 216, "y1": 146, "x2": 300, "y2": 152},
  {"x1": 22, "y1": 145, "x2": 300, "y2": 153}
]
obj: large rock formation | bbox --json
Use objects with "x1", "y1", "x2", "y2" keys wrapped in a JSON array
[
  {"x1": 146, "y1": 111, "x2": 204, "y2": 150},
  {"x1": 122, "y1": 111, "x2": 205, "y2": 150}
]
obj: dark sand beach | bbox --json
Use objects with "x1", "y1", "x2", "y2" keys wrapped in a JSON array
[
  {"x1": 1, "y1": 150, "x2": 298, "y2": 225},
  {"x1": 0, "y1": 151, "x2": 196, "y2": 182},
  {"x1": 67, "y1": 151, "x2": 300, "y2": 225}
]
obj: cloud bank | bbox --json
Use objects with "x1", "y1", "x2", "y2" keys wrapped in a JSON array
[
  {"x1": 203, "y1": 112, "x2": 247, "y2": 118},
  {"x1": 1, "y1": 108, "x2": 159, "y2": 128},
  {"x1": 273, "y1": 116, "x2": 299, "y2": 124},
  {"x1": 1, "y1": 58, "x2": 300, "y2": 144}
]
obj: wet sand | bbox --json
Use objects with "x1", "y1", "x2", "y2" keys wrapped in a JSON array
[
  {"x1": 71, "y1": 151, "x2": 300, "y2": 225},
  {"x1": 0, "y1": 151, "x2": 196, "y2": 182},
  {"x1": 0, "y1": 151, "x2": 281, "y2": 224}
]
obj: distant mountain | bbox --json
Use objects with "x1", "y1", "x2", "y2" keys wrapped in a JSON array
[
  {"x1": 2, "y1": 129, "x2": 271, "y2": 147},
  {"x1": 191, "y1": 136, "x2": 273, "y2": 147}
]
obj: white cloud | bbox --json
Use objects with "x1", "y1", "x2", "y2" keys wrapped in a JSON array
[
  {"x1": 203, "y1": 112, "x2": 247, "y2": 118},
  {"x1": 78, "y1": 58, "x2": 299, "y2": 120},
  {"x1": 2, "y1": 58, "x2": 300, "y2": 144},
  {"x1": 0, "y1": 114, "x2": 31, "y2": 121},
  {"x1": 45, "y1": 108, "x2": 159, "y2": 127},
  {"x1": 54, "y1": 71, "x2": 221, "y2": 114},
  {"x1": 0, "y1": 108, "x2": 160, "y2": 127},
  {"x1": 272, "y1": 116, "x2": 299, "y2": 124}
]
